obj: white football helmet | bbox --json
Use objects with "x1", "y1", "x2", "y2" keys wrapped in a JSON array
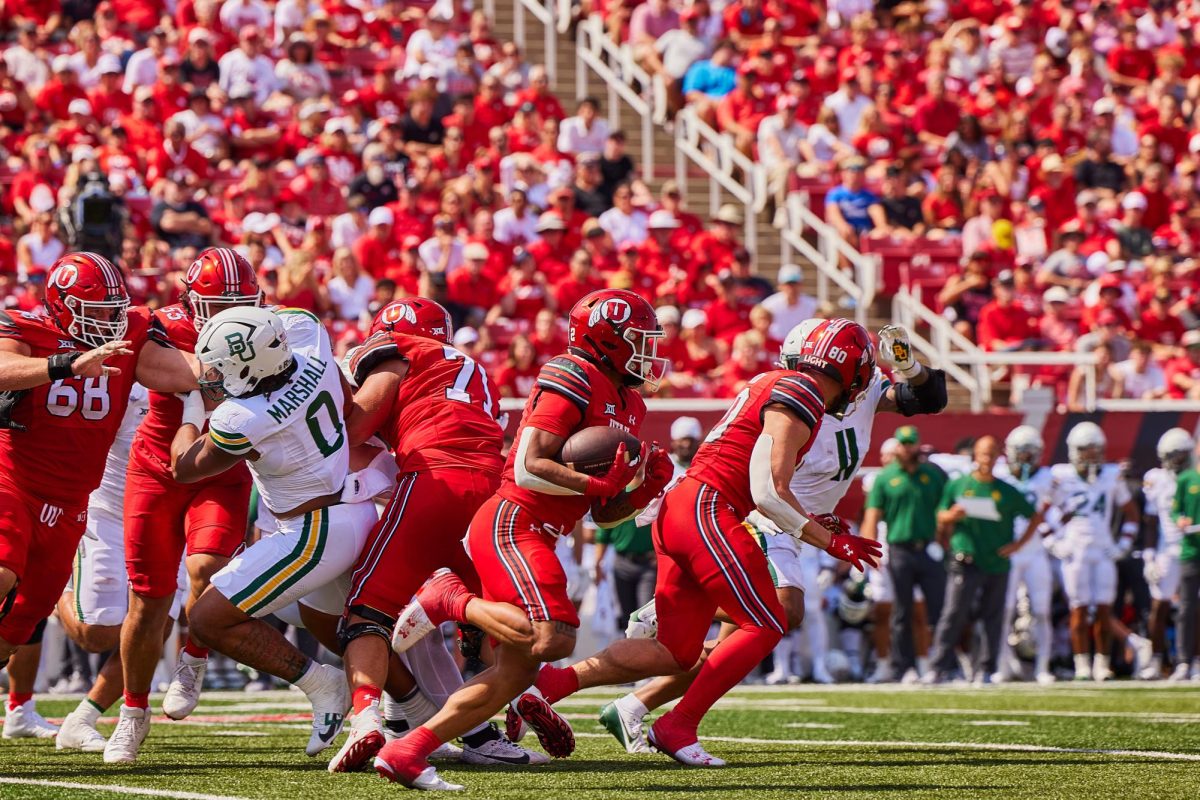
[
  {"x1": 195, "y1": 306, "x2": 293, "y2": 400},
  {"x1": 1005, "y1": 425, "x2": 1044, "y2": 473},
  {"x1": 1066, "y1": 421, "x2": 1106, "y2": 476},
  {"x1": 1157, "y1": 427, "x2": 1195, "y2": 473},
  {"x1": 780, "y1": 318, "x2": 822, "y2": 371}
]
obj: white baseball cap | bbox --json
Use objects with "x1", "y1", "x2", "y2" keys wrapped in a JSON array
[
  {"x1": 648, "y1": 210, "x2": 680, "y2": 229},
  {"x1": 655, "y1": 305, "x2": 681, "y2": 326},
  {"x1": 1043, "y1": 286, "x2": 1070, "y2": 304},
  {"x1": 778, "y1": 263, "x2": 803, "y2": 284},
  {"x1": 670, "y1": 416, "x2": 703, "y2": 441},
  {"x1": 68, "y1": 98, "x2": 92, "y2": 116},
  {"x1": 681, "y1": 308, "x2": 707, "y2": 329},
  {"x1": 452, "y1": 327, "x2": 479, "y2": 347},
  {"x1": 1122, "y1": 191, "x2": 1148, "y2": 210},
  {"x1": 97, "y1": 54, "x2": 122, "y2": 75},
  {"x1": 368, "y1": 207, "x2": 395, "y2": 226}
]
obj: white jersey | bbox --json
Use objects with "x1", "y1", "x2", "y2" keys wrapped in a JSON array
[
  {"x1": 995, "y1": 463, "x2": 1052, "y2": 564},
  {"x1": 1046, "y1": 463, "x2": 1131, "y2": 546},
  {"x1": 788, "y1": 368, "x2": 889, "y2": 516},
  {"x1": 88, "y1": 382, "x2": 149, "y2": 517},
  {"x1": 1143, "y1": 467, "x2": 1183, "y2": 547},
  {"x1": 207, "y1": 310, "x2": 349, "y2": 515}
]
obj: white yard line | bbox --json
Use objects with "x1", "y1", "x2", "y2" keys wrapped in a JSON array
[
  {"x1": 574, "y1": 732, "x2": 1200, "y2": 762},
  {"x1": 0, "y1": 778, "x2": 252, "y2": 800}
]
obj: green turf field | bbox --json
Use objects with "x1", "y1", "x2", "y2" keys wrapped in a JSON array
[{"x1": 3, "y1": 684, "x2": 1198, "y2": 799}]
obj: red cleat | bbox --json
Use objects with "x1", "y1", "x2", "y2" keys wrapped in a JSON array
[
  {"x1": 506, "y1": 688, "x2": 575, "y2": 758},
  {"x1": 374, "y1": 740, "x2": 464, "y2": 790},
  {"x1": 392, "y1": 570, "x2": 475, "y2": 655}
]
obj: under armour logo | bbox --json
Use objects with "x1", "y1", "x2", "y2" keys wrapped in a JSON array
[
  {"x1": 842, "y1": 544, "x2": 853, "y2": 557},
  {"x1": 629, "y1": 414, "x2": 636, "y2": 425},
  {"x1": 604, "y1": 403, "x2": 616, "y2": 416},
  {"x1": 40, "y1": 503, "x2": 63, "y2": 527}
]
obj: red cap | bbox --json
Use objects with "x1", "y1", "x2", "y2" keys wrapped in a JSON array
[
  {"x1": 1098, "y1": 274, "x2": 1122, "y2": 290},
  {"x1": 680, "y1": 6, "x2": 700, "y2": 22},
  {"x1": 775, "y1": 94, "x2": 799, "y2": 112},
  {"x1": 473, "y1": 156, "x2": 494, "y2": 172},
  {"x1": 737, "y1": 60, "x2": 758, "y2": 76},
  {"x1": 818, "y1": 46, "x2": 837, "y2": 61},
  {"x1": 841, "y1": 66, "x2": 858, "y2": 82},
  {"x1": 276, "y1": 188, "x2": 300, "y2": 206},
  {"x1": 1096, "y1": 308, "x2": 1121, "y2": 325},
  {"x1": 1172, "y1": 200, "x2": 1190, "y2": 214},
  {"x1": 618, "y1": 241, "x2": 639, "y2": 254}
]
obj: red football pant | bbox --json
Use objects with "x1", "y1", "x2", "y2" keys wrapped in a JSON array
[
  {"x1": 653, "y1": 477, "x2": 785, "y2": 668},
  {"x1": 347, "y1": 468, "x2": 498, "y2": 618},
  {"x1": 0, "y1": 478, "x2": 87, "y2": 644},
  {"x1": 123, "y1": 453, "x2": 251, "y2": 598},
  {"x1": 467, "y1": 495, "x2": 580, "y2": 628}
]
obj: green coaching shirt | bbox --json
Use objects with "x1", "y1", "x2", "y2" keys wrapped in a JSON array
[
  {"x1": 938, "y1": 474, "x2": 1034, "y2": 574},
  {"x1": 867, "y1": 461, "x2": 948, "y2": 545},
  {"x1": 1171, "y1": 469, "x2": 1200, "y2": 563},
  {"x1": 594, "y1": 518, "x2": 654, "y2": 556}
]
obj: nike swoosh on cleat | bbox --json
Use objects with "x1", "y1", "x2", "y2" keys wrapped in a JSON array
[
  {"x1": 317, "y1": 715, "x2": 343, "y2": 743},
  {"x1": 468, "y1": 749, "x2": 531, "y2": 765}
]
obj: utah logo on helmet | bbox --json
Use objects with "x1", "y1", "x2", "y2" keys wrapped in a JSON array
[
  {"x1": 568, "y1": 289, "x2": 669, "y2": 390},
  {"x1": 181, "y1": 247, "x2": 262, "y2": 331},
  {"x1": 44, "y1": 252, "x2": 131, "y2": 349},
  {"x1": 370, "y1": 298, "x2": 453, "y2": 343}
]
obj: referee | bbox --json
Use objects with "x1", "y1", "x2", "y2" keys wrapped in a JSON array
[{"x1": 861, "y1": 425, "x2": 948, "y2": 681}]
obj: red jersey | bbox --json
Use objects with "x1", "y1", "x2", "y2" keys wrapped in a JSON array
[
  {"x1": 0, "y1": 307, "x2": 157, "y2": 507},
  {"x1": 497, "y1": 353, "x2": 647, "y2": 532},
  {"x1": 686, "y1": 369, "x2": 825, "y2": 519},
  {"x1": 348, "y1": 331, "x2": 504, "y2": 474},
  {"x1": 130, "y1": 304, "x2": 249, "y2": 486}
]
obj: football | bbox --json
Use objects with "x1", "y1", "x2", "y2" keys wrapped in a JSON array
[{"x1": 559, "y1": 426, "x2": 641, "y2": 475}]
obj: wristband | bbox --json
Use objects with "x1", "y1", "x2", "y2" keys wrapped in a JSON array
[
  {"x1": 47, "y1": 352, "x2": 82, "y2": 382},
  {"x1": 896, "y1": 360, "x2": 923, "y2": 380}
]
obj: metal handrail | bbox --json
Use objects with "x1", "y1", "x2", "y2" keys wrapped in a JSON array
[
  {"x1": 780, "y1": 193, "x2": 876, "y2": 324},
  {"x1": 513, "y1": 0, "x2": 558, "y2": 85}
]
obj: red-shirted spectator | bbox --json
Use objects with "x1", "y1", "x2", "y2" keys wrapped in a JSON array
[
  {"x1": 289, "y1": 151, "x2": 347, "y2": 218},
  {"x1": 1136, "y1": 164, "x2": 1171, "y2": 230},
  {"x1": 146, "y1": 120, "x2": 210, "y2": 187},
  {"x1": 912, "y1": 73, "x2": 961, "y2": 147},
  {"x1": 512, "y1": 65, "x2": 564, "y2": 121},
  {"x1": 1081, "y1": 274, "x2": 1134, "y2": 331},
  {"x1": 525, "y1": 213, "x2": 573, "y2": 281},
  {"x1": 704, "y1": 271, "x2": 753, "y2": 346},
  {"x1": 35, "y1": 55, "x2": 89, "y2": 122},
  {"x1": 976, "y1": 270, "x2": 1039, "y2": 351},
  {"x1": 529, "y1": 308, "x2": 567, "y2": 363},
  {"x1": 117, "y1": 86, "x2": 164, "y2": 155},
  {"x1": 718, "y1": 330, "x2": 771, "y2": 398},
  {"x1": 493, "y1": 335, "x2": 542, "y2": 397},
  {"x1": 1166, "y1": 330, "x2": 1200, "y2": 399},
  {"x1": 495, "y1": 249, "x2": 554, "y2": 323},
  {"x1": 353, "y1": 206, "x2": 406, "y2": 280},
  {"x1": 87, "y1": 57, "x2": 131, "y2": 126},
  {"x1": 688, "y1": 204, "x2": 743, "y2": 274},
  {"x1": 1107, "y1": 23, "x2": 1156, "y2": 86},
  {"x1": 553, "y1": 249, "x2": 605, "y2": 310},
  {"x1": 722, "y1": 0, "x2": 768, "y2": 46},
  {"x1": 448, "y1": 243, "x2": 501, "y2": 320},
  {"x1": 1028, "y1": 154, "x2": 1077, "y2": 232},
  {"x1": 1136, "y1": 289, "x2": 1187, "y2": 346},
  {"x1": 716, "y1": 63, "x2": 773, "y2": 153}
]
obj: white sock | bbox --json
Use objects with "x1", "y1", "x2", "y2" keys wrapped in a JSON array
[
  {"x1": 770, "y1": 632, "x2": 794, "y2": 677},
  {"x1": 1074, "y1": 654, "x2": 1091, "y2": 675},
  {"x1": 75, "y1": 698, "x2": 103, "y2": 724},
  {"x1": 805, "y1": 616, "x2": 828, "y2": 672},
  {"x1": 382, "y1": 692, "x2": 403, "y2": 723},
  {"x1": 1127, "y1": 633, "x2": 1148, "y2": 649},
  {"x1": 1094, "y1": 654, "x2": 1111, "y2": 673},
  {"x1": 399, "y1": 688, "x2": 439, "y2": 728},
  {"x1": 292, "y1": 660, "x2": 324, "y2": 694},
  {"x1": 614, "y1": 693, "x2": 648, "y2": 720},
  {"x1": 1033, "y1": 613, "x2": 1052, "y2": 676},
  {"x1": 180, "y1": 651, "x2": 207, "y2": 666}
]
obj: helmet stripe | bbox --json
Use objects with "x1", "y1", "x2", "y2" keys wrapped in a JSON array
[{"x1": 83, "y1": 252, "x2": 122, "y2": 290}]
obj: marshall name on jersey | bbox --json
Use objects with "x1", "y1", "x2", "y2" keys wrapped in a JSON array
[
  {"x1": 348, "y1": 330, "x2": 504, "y2": 474},
  {"x1": 689, "y1": 369, "x2": 827, "y2": 519},
  {"x1": 1047, "y1": 463, "x2": 1131, "y2": 546},
  {"x1": 207, "y1": 309, "x2": 348, "y2": 515},
  {"x1": 1143, "y1": 467, "x2": 1184, "y2": 547},
  {"x1": 498, "y1": 353, "x2": 647, "y2": 533},
  {"x1": 788, "y1": 368, "x2": 889, "y2": 516},
  {"x1": 0, "y1": 307, "x2": 158, "y2": 507}
]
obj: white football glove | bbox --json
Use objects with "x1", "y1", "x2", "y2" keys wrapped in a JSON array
[
  {"x1": 340, "y1": 448, "x2": 398, "y2": 504},
  {"x1": 746, "y1": 509, "x2": 784, "y2": 536},
  {"x1": 1043, "y1": 535, "x2": 1072, "y2": 560},
  {"x1": 178, "y1": 390, "x2": 209, "y2": 430},
  {"x1": 1143, "y1": 549, "x2": 1162, "y2": 585},
  {"x1": 878, "y1": 325, "x2": 921, "y2": 379}
]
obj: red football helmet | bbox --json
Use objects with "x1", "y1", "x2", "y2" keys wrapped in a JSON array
[
  {"x1": 793, "y1": 318, "x2": 875, "y2": 415},
  {"x1": 370, "y1": 297, "x2": 453, "y2": 343},
  {"x1": 44, "y1": 251, "x2": 131, "y2": 348},
  {"x1": 568, "y1": 289, "x2": 668, "y2": 389},
  {"x1": 181, "y1": 247, "x2": 262, "y2": 331}
]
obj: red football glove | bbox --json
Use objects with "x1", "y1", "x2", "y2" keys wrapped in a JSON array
[
  {"x1": 583, "y1": 442, "x2": 640, "y2": 498},
  {"x1": 627, "y1": 443, "x2": 673, "y2": 508},
  {"x1": 825, "y1": 533, "x2": 883, "y2": 571},
  {"x1": 814, "y1": 513, "x2": 849, "y2": 537}
]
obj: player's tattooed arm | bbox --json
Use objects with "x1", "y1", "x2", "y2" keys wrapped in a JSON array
[
  {"x1": 137, "y1": 344, "x2": 200, "y2": 393},
  {"x1": 344, "y1": 359, "x2": 407, "y2": 447}
]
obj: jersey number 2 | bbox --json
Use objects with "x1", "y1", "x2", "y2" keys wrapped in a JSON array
[{"x1": 46, "y1": 376, "x2": 111, "y2": 420}]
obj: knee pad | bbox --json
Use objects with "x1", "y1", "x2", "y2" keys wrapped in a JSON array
[
  {"x1": 27, "y1": 617, "x2": 47, "y2": 645},
  {"x1": 337, "y1": 605, "x2": 396, "y2": 651}
]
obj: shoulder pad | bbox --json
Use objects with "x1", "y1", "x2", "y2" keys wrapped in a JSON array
[
  {"x1": 536, "y1": 355, "x2": 592, "y2": 412},
  {"x1": 348, "y1": 331, "x2": 404, "y2": 385},
  {"x1": 0, "y1": 309, "x2": 22, "y2": 339},
  {"x1": 768, "y1": 373, "x2": 824, "y2": 429}
]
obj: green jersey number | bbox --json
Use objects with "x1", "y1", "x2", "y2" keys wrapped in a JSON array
[
  {"x1": 832, "y1": 428, "x2": 860, "y2": 482},
  {"x1": 305, "y1": 390, "x2": 345, "y2": 457}
]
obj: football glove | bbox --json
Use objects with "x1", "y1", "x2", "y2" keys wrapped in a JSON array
[
  {"x1": 626, "y1": 444, "x2": 673, "y2": 508},
  {"x1": 584, "y1": 442, "x2": 641, "y2": 498},
  {"x1": 1042, "y1": 534, "x2": 1073, "y2": 561},
  {"x1": 0, "y1": 390, "x2": 28, "y2": 431},
  {"x1": 825, "y1": 532, "x2": 883, "y2": 571},
  {"x1": 1143, "y1": 549, "x2": 1162, "y2": 585},
  {"x1": 878, "y1": 325, "x2": 920, "y2": 379}
]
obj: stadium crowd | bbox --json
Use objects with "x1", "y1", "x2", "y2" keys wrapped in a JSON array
[
  {"x1": 595, "y1": 0, "x2": 1200, "y2": 404},
  {"x1": 0, "y1": 0, "x2": 832, "y2": 401}
]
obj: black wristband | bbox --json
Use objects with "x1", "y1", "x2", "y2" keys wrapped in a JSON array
[{"x1": 47, "y1": 352, "x2": 82, "y2": 382}]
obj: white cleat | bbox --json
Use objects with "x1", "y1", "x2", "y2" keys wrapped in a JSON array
[
  {"x1": 391, "y1": 600, "x2": 437, "y2": 656},
  {"x1": 375, "y1": 759, "x2": 464, "y2": 791},
  {"x1": 1128, "y1": 636, "x2": 1154, "y2": 680},
  {"x1": 461, "y1": 727, "x2": 549, "y2": 766},
  {"x1": 55, "y1": 709, "x2": 106, "y2": 751},
  {"x1": 328, "y1": 701, "x2": 385, "y2": 773},
  {"x1": 866, "y1": 662, "x2": 893, "y2": 684},
  {"x1": 625, "y1": 598, "x2": 658, "y2": 639},
  {"x1": 1169, "y1": 662, "x2": 1193, "y2": 682},
  {"x1": 429, "y1": 742, "x2": 465, "y2": 761},
  {"x1": 899, "y1": 668, "x2": 921, "y2": 685},
  {"x1": 103, "y1": 705, "x2": 150, "y2": 763},
  {"x1": 1138, "y1": 655, "x2": 1163, "y2": 681},
  {"x1": 303, "y1": 664, "x2": 349, "y2": 757},
  {"x1": 648, "y1": 731, "x2": 726, "y2": 767},
  {"x1": 3, "y1": 700, "x2": 59, "y2": 739},
  {"x1": 599, "y1": 700, "x2": 651, "y2": 754},
  {"x1": 162, "y1": 653, "x2": 207, "y2": 720},
  {"x1": 810, "y1": 664, "x2": 836, "y2": 685},
  {"x1": 1035, "y1": 671, "x2": 1057, "y2": 686}
]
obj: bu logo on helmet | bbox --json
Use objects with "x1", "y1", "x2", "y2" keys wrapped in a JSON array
[
  {"x1": 51, "y1": 264, "x2": 79, "y2": 289},
  {"x1": 225, "y1": 331, "x2": 256, "y2": 363},
  {"x1": 588, "y1": 298, "x2": 632, "y2": 327}
]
